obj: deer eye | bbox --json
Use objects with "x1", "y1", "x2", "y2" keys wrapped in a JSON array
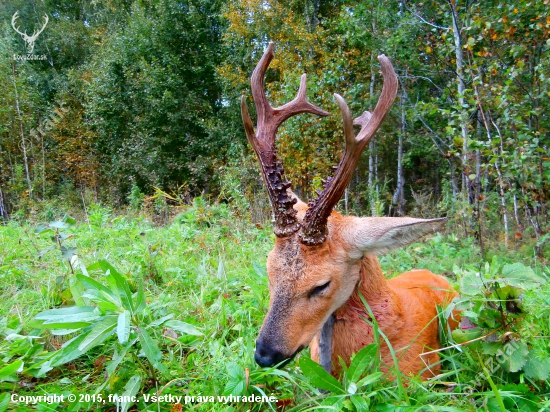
[{"x1": 309, "y1": 281, "x2": 331, "y2": 298}]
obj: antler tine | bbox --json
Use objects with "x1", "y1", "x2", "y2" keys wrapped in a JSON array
[
  {"x1": 242, "y1": 42, "x2": 329, "y2": 237},
  {"x1": 11, "y1": 12, "x2": 26, "y2": 37},
  {"x1": 33, "y1": 14, "x2": 49, "y2": 37},
  {"x1": 250, "y1": 42, "x2": 329, "y2": 149},
  {"x1": 354, "y1": 56, "x2": 398, "y2": 144},
  {"x1": 300, "y1": 55, "x2": 398, "y2": 246}
]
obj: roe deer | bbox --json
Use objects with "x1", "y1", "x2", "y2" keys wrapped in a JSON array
[{"x1": 241, "y1": 42, "x2": 457, "y2": 378}]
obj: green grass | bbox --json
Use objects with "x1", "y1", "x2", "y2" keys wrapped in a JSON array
[{"x1": 0, "y1": 204, "x2": 548, "y2": 411}]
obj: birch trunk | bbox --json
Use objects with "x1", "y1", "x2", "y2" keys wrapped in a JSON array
[
  {"x1": 11, "y1": 60, "x2": 33, "y2": 199},
  {"x1": 448, "y1": 0, "x2": 471, "y2": 204},
  {"x1": 392, "y1": 72, "x2": 407, "y2": 216}
]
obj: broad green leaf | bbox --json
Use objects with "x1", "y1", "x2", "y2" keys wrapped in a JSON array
[
  {"x1": 137, "y1": 327, "x2": 166, "y2": 373},
  {"x1": 34, "y1": 223, "x2": 51, "y2": 234},
  {"x1": 117, "y1": 310, "x2": 131, "y2": 344},
  {"x1": 299, "y1": 356, "x2": 345, "y2": 394},
  {"x1": 106, "y1": 338, "x2": 138, "y2": 376},
  {"x1": 0, "y1": 359, "x2": 23, "y2": 382},
  {"x1": 39, "y1": 320, "x2": 91, "y2": 330},
  {"x1": 76, "y1": 274, "x2": 120, "y2": 304},
  {"x1": 164, "y1": 320, "x2": 203, "y2": 336},
  {"x1": 226, "y1": 362, "x2": 245, "y2": 379},
  {"x1": 77, "y1": 316, "x2": 118, "y2": 352},
  {"x1": 63, "y1": 215, "x2": 76, "y2": 225},
  {"x1": 50, "y1": 328, "x2": 82, "y2": 336},
  {"x1": 524, "y1": 354, "x2": 550, "y2": 380},
  {"x1": 69, "y1": 275, "x2": 86, "y2": 306},
  {"x1": 347, "y1": 344, "x2": 377, "y2": 383},
  {"x1": 223, "y1": 363, "x2": 246, "y2": 396},
  {"x1": 150, "y1": 314, "x2": 174, "y2": 327},
  {"x1": 481, "y1": 342, "x2": 503, "y2": 355},
  {"x1": 101, "y1": 261, "x2": 135, "y2": 313},
  {"x1": 223, "y1": 376, "x2": 245, "y2": 396},
  {"x1": 500, "y1": 263, "x2": 545, "y2": 290},
  {"x1": 81, "y1": 290, "x2": 121, "y2": 312},
  {"x1": 459, "y1": 271, "x2": 484, "y2": 296},
  {"x1": 87, "y1": 260, "x2": 118, "y2": 275},
  {"x1": 320, "y1": 394, "x2": 345, "y2": 407},
  {"x1": 0, "y1": 392, "x2": 9, "y2": 412},
  {"x1": 120, "y1": 375, "x2": 141, "y2": 412},
  {"x1": 356, "y1": 372, "x2": 384, "y2": 388},
  {"x1": 134, "y1": 280, "x2": 146, "y2": 313},
  {"x1": 40, "y1": 333, "x2": 91, "y2": 374},
  {"x1": 452, "y1": 328, "x2": 482, "y2": 344},
  {"x1": 35, "y1": 306, "x2": 100, "y2": 325},
  {"x1": 501, "y1": 341, "x2": 529, "y2": 373},
  {"x1": 60, "y1": 246, "x2": 78, "y2": 261},
  {"x1": 350, "y1": 394, "x2": 369, "y2": 412}
]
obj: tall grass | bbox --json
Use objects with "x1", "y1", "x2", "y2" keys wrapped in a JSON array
[{"x1": 0, "y1": 203, "x2": 548, "y2": 411}]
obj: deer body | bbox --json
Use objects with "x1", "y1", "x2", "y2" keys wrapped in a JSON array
[
  {"x1": 310, "y1": 254, "x2": 457, "y2": 378},
  {"x1": 242, "y1": 42, "x2": 457, "y2": 378}
]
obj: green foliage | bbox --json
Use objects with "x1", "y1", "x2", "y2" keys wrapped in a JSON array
[
  {"x1": 451, "y1": 257, "x2": 549, "y2": 402},
  {"x1": 0, "y1": 209, "x2": 549, "y2": 410},
  {"x1": 82, "y1": 0, "x2": 227, "y2": 198},
  {"x1": 127, "y1": 184, "x2": 145, "y2": 211},
  {"x1": 173, "y1": 197, "x2": 230, "y2": 228},
  {"x1": 1, "y1": 218, "x2": 205, "y2": 410},
  {"x1": 297, "y1": 345, "x2": 384, "y2": 410}
]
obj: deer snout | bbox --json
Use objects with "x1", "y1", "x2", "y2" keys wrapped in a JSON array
[
  {"x1": 255, "y1": 339, "x2": 304, "y2": 368},
  {"x1": 254, "y1": 339, "x2": 286, "y2": 367}
]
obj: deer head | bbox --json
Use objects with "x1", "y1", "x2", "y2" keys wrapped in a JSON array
[
  {"x1": 11, "y1": 11, "x2": 49, "y2": 54},
  {"x1": 242, "y1": 42, "x2": 445, "y2": 368}
]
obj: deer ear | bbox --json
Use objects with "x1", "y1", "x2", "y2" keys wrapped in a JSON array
[{"x1": 342, "y1": 217, "x2": 446, "y2": 259}]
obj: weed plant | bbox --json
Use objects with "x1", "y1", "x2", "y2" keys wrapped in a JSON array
[{"x1": 0, "y1": 201, "x2": 548, "y2": 411}]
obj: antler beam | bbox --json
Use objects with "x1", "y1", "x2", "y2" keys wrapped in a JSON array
[
  {"x1": 241, "y1": 42, "x2": 329, "y2": 237},
  {"x1": 300, "y1": 55, "x2": 399, "y2": 245}
]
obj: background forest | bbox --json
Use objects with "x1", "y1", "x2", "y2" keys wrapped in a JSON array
[{"x1": 1, "y1": 0, "x2": 548, "y2": 246}]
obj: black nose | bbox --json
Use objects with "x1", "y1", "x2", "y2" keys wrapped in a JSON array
[{"x1": 254, "y1": 339, "x2": 286, "y2": 367}]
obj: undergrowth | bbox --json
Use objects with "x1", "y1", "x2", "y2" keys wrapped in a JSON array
[{"x1": 0, "y1": 201, "x2": 548, "y2": 411}]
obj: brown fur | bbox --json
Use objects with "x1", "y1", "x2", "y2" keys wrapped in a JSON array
[
  {"x1": 256, "y1": 208, "x2": 457, "y2": 379},
  {"x1": 310, "y1": 256, "x2": 458, "y2": 378}
]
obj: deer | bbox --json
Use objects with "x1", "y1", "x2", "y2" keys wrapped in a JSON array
[
  {"x1": 241, "y1": 42, "x2": 458, "y2": 379},
  {"x1": 11, "y1": 11, "x2": 49, "y2": 54}
]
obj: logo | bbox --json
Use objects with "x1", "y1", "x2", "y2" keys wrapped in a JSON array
[{"x1": 11, "y1": 11, "x2": 49, "y2": 54}]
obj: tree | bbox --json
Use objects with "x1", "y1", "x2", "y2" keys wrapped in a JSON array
[{"x1": 83, "y1": 0, "x2": 227, "y2": 199}]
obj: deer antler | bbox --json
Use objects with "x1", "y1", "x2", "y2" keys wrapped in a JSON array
[
  {"x1": 241, "y1": 42, "x2": 330, "y2": 237},
  {"x1": 32, "y1": 14, "x2": 49, "y2": 39},
  {"x1": 11, "y1": 12, "x2": 26, "y2": 38},
  {"x1": 300, "y1": 56, "x2": 398, "y2": 245}
]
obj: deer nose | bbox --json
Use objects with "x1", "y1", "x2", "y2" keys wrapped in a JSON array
[{"x1": 254, "y1": 339, "x2": 285, "y2": 367}]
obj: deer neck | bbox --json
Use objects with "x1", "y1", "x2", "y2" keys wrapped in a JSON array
[{"x1": 334, "y1": 254, "x2": 394, "y2": 322}]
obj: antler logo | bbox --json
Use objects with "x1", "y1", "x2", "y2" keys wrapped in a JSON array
[{"x1": 11, "y1": 11, "x2": 49, "y2": 54}]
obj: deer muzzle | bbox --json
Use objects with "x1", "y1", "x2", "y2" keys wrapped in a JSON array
[{"x1": 254, "y1": 338, "x2": 304, "y2": 368}]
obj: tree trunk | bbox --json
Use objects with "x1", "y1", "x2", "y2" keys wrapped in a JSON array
[
  {"x1": 447, "y1": 0, "x2": 472, "y2": 205},
  {"x1": 11, "y1": 60, "x2": 33, "y2": 199},
  {"x1": 0, "y1": 185, "x2": 7, "y2": 220},
  {"x1": 392, "y1": 72, "x2": 407, "y2": 216}
]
